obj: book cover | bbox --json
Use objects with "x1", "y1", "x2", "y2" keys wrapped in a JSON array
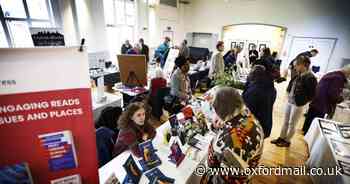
[
  {"x1": 145, "y1": 168, "x2": 175, "y2": 184},
  {"x1": 104, "y1": 173, "x2": 120, "y2": 184},
  {"x1": 336, "y1": 124, "x2": 350, "y2": 139},
  {"x1": 181, "y1": 106, "x2": 193, "y2": 120},
  {"x1": 38, "y1": 130, "x2": 78, "y2": 171},
  {"x1": 168, "y1": 141, "x2": 185, "y2": 167},
  {"x1": 122, "y1": 155, "x2": 142, "y2": 184},
  {"x1": 169, "y1": 115, "x2": 179, "y2": 129},
  {"x1": 0, "y1": 162, "x2": 33, "y2": 184},
  {"x1": 138, "y1": 140, "x2": 161, "y2": 171},
  {"x1": 50, "y1": 174, "x2": 81, "y2": 184}
]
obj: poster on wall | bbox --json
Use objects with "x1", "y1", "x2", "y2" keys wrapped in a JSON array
[{"x1": 0, "y1": 47, "x2": 99, "y2": 183}]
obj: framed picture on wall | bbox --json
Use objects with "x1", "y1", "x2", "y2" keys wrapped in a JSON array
[
  {"x1": 230, "y1": 42, "x2": 236, "y2": 49},
  {"x1": 259, "y1": 44, "x2": 266, "y2": 52},
  {"x1": 163, "y1": 30, "x2": 174, "y2": 44},
  {"x1": 248, "y1": 43, "x2": 256, "y2": 51},
  {"x1": 239, "y1": 42, "x2": 244, "y2": 49}
]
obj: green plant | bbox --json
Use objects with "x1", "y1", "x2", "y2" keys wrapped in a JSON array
[{"x1": 213, "y1": 67, "x2": 245, "y2": 90}]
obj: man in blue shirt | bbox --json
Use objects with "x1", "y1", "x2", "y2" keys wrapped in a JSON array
[{"x1": 154, "y1": 37, "x2": 171, "y2": 68}]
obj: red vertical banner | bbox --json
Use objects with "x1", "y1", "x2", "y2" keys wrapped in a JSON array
[{"x1": 0, "y1": 48, "x2": 99, "y2": 183}]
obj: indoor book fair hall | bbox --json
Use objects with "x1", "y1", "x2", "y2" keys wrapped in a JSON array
[{"x1": 1, "y1": 0, "x2": 350, "y2": 184}]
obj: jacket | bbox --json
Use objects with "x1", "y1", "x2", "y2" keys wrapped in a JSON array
[
  {"x1": 170, "y1": 68, "x2": 190, "y2": 101},
  {"x1": 255, "y1": 56, "x2": 280, "y2": 87},
  {"x1": 209, "y1": 52, "x2": 225, "y2": 79},
  {"x1": 200, "y1": 109, "x2": 264, "y2": 184},
  {"x1": 121, "y1": 44, "x2": 132, "y2": 54},
  {"x1": 287, "y1": 71, "x2": 317, "y2": 106},
  {"x1": 140, "y1": 44, "x2": 149, "y2": 62},
  {"x1": 310, "y1": 71, "x2": 348, "y2": 114},
  {"x1": 288, "y1": 51, "x2": 312, "y2": 78},
  {"x1": 113, "y1": 122, "x2": 156, "y2": 158}
]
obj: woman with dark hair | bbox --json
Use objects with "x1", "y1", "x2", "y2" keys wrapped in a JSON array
[
  {"x1": 243, "y1": 65, "x2": 276, "y2": 138},
  {"x1": 113, "y1": 102, "x2": 156, "y2": 158},
  {"x1": 201, "y1": 87, "x2": 264, "y2": 184}
]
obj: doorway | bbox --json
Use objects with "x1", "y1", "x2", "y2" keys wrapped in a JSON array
[
  {"x1": 222, "y1": 23, "x2": 287, "y2": 56},
  {"x1": 287, "y1": 37, "x2": 337, "y2": 74}
]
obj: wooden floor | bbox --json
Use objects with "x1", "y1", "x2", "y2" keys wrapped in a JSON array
[
  {"x1": 150, "y1": 81, "x2": 312, "y2": 184},
  {"x1": 251, "y1": 82, "x2": 312, "y2": 184}
]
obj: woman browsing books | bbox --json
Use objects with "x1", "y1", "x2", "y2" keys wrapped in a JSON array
[
  {"x1": 113, "y1": 102, "x2": 156, "y2": 158},
  {"x1": 200, "y1": 87, "x2": 264, "y2": 184}
]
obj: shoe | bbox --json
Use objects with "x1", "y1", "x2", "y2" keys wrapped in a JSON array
[
  {"x1": 270, "y1": 137, "x2": 283, "y2": 144},
  {"x1": 276, "y1": 140, "x2": 291, "y2": 147}
]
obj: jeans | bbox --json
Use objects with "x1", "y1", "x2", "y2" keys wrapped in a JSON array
[{"x1": 280, "y1": 102, "x2": 304, "y2": 142}]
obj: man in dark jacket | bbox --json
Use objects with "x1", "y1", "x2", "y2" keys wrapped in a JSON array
[
  {"x1": 271, "y1": 56, "x2": 317, "y2": 147},
  {"x1": 139, "y1": 38, "x2": 149, "y2": 62},
  {"x1": 243, "y1": 65, "x2": 276, "y2": 138},
  {"x1": 303, "y1": 65, "x2": 350, "y2": 135},
  {"x1": 282, "y1": 49, "x2": 318, "y2": 79},
  {"x1": 249, "y1": 45, "x2": 259, "y2": 65},
  {"x1": 121, "y1": 40, "x2": 132, "y2": 54}
]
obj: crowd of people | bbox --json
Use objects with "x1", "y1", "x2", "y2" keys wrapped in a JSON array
[{"x1": 98, "y1": 37, "x2": 350, "y2": 183}]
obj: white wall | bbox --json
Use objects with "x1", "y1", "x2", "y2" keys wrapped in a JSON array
[
  {"x1": 74, "y1": 0, "x2": 108, "y2": 53},
  {"x1": 185, "y1": 0, "x2": 350, "y2": 70},
  {"x1": 57, "y1": 0, "x2": 78, "y2": 46},
  {"x1": 58, "y1": 0, "x2": 108, "y2": 53},
  {"x1": 58, "y1": 0, "x2": 188, "y2": 55},
  {"x1": 137, "y1": 1, "x2": 188, "y2": 48}
]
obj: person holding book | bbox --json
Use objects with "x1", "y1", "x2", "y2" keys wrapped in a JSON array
[
  {"x1": 200, "y1": 87, "x2": 264, "y2": 184},
  {"x1": 113, "y1": 102, "x2": 156, "y2": 158}
]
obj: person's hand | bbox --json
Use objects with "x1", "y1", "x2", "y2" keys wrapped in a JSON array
[
  {"x1": 276, "y1": 77, "x2": 287, "y2": 83},
  {"x1": 212, "y1": 115, "x2": 224, "y2": 129},
  {"x1": 142, "y1": 133, "x2": 149, "y2": 141}
]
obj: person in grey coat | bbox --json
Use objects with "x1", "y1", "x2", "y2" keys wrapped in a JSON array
[
  {"x1": 179, "y1": 40, "x2": 190, "y2": 58},
  {"x1": 170, "y1": 56, "x2": 191, "y2": 102}
]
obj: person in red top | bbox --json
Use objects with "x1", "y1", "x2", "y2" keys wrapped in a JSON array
[
  {"x1": 150, "y1": 68, "x2": 167, "y2": 97},
  {"x1": 113, "y1": 102, "x2": 156, "y2": 158}
]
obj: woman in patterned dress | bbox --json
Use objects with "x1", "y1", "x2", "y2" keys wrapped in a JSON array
[{"x1": 201, "y1": 86, "x2": 264, "y2": 184}]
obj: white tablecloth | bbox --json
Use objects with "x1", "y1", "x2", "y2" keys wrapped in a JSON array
[
  {"x1": 305, "y1": 118, "x2": 350, "y2": 184},
  {"x1": 333, "y1": 101, "x2": 350, "y2": 123},
  {"x1": 91, "y1": 90, "x2": 122, "y2": 122},
  {"x1": 99, "y1": 107, "x2": 215, "y2": 184}
]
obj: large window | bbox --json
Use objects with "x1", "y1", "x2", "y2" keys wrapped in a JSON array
[
  {"x1": 103, "y1": 0, "x2": 137, "y2": 61},
  {"x1": 0, "y1": 0, "x2": 55, "y2": 47}
]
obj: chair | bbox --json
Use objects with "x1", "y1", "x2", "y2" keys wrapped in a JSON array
[
  {"x1": 151, "y1": 87, "x2": 171, "y2": 120},
  {"x1": 95, "y1": 106, "x2": 122, "y2": 134},
  {"x1": 95, "y1": 127, "x2": 116, "y2": 167}
]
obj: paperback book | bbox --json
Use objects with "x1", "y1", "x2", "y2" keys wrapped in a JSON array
[
  {"x1": 145, "y1": 168, "x2": 175, "y2": 184},
  {"x1": 138, "y1": 140, "x2": 161, "y2": 171},
  {"x1": 38, "y1": 130, "x2": 78, "y2": 171},
  {"x1": 0, "y1": 162, "x2": 33, "y2": 184},
  {"x1": 122, "y1": 155, "x2": 142, "y2": 184},
  {"x1": 50, "y1": 174, "x2": 81, "y2": 184}
]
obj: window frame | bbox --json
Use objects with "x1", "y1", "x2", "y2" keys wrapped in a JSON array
[
  {"x1": 104, "y1": 0, "x2": 137, "y2": 56},
  {"x1": 0, "y1": 0, "x2": 55, "y2": 47}
]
